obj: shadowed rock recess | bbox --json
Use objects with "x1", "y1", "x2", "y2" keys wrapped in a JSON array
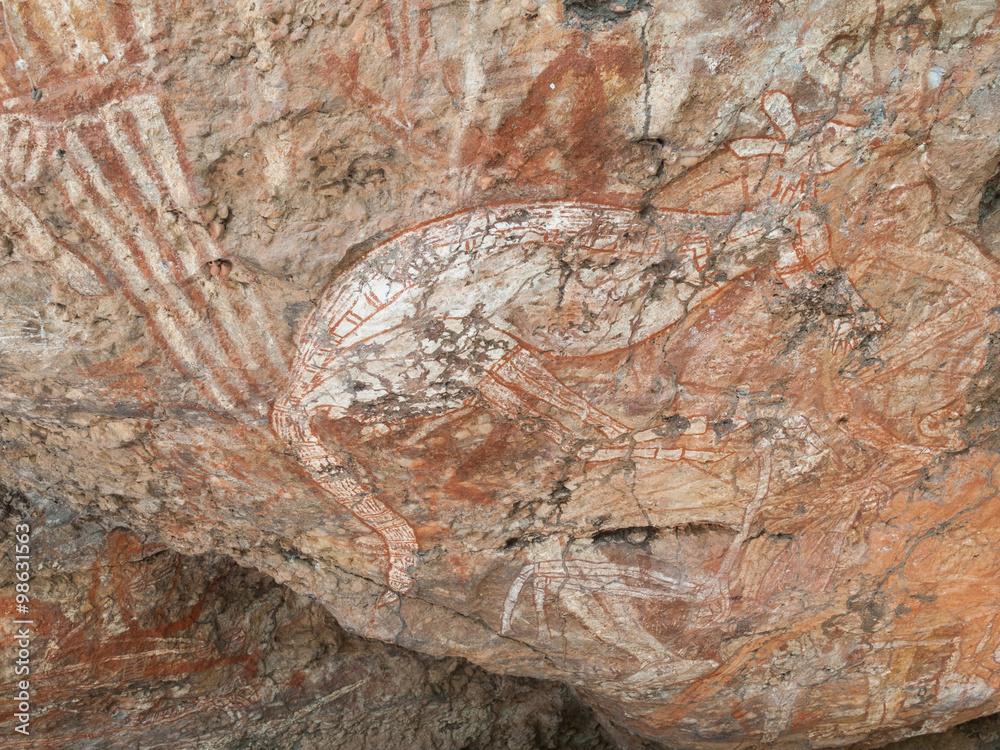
[
  {"x1": 1, "y1": 0, "x2": 1000, "y2": 748},
  {"x1": 0, "y1": 487, "x2": 613, "y2": 749}
]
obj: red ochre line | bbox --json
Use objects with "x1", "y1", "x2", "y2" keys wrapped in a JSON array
[
  {"x1": 85, "y1": 119, "x2": 263, "y2": 406},
  {"x1": 494, "y1": 355, "x2": 591, "y2": 418},
  {"x1": 63, "y1": 145, "x2": 212, "y2": 348},
  {"x1": 330, "y1": 201, "x2": 731, "y2": 279},
  {"x1": 73, "y1": 121, "x2": 265, "y2": 409},
  {"x1": 303, "y1": 204, "x2": 750, "y2": 366},
  {"x1": 6, "y1": 120, "x2": 31, "y2": 175},
  {"x1": 114, "y1": 106, "x2": 176, "y2": 212},
  {"x1": 60, "y1": 144, "x2": 250, "y2": 410},
  {"x1": 483, "y1": 370, "x2": 575, "y2": 438},
  {"x1": 181, "y1": 212, "x2": 291, "y2": 377},
  {"x1": 50, "y1": 176, "x2": 209, "y2": 393},
  {"x1": 0, "y1": 161, "x2": 112, "y2": 291},
  {"x1": 158, "y1": 97, "x2": 210, "y2": 211}
]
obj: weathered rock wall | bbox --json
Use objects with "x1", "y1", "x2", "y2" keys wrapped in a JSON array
[
  {"x1": 0, "y1": 0, "x2": 999, "y2": 747},
  {"x1": 0, "y1": 486, "x2": 614, "y2": 749}
]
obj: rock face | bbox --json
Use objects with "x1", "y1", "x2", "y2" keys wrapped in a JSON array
[
  {"x1": 1, "y1": 0, "x2": 1000, "y2": 747},
  {"x1": 859, "y1": 714, "x2": 1000, "y2": 750},
  {"x1": 0, "y1": 487, "x2": 614, "y2": 749}
]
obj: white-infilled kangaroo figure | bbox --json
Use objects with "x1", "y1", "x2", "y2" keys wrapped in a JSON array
[{"x1": 271, "y1": 93, "x2": 882, "y2": 607}]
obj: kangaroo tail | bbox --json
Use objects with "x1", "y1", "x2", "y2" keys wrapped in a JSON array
[{"x1": 271, "y1": 396, "x2": 418, "y2": 600}]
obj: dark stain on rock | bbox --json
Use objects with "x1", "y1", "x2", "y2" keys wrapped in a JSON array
[
  {"x1": 591, "y1": 524, "x2": 658, "y2": 545},
  {"x1": 963, "y1": 318, "x2": 1000, "y2": 450},
  {"x1": 655, "y1": 413, "x2": 691, "y2": 440},
  {"x1": 979, "y1": 167, "x2": 1000, "y2": 257},
  {"x1": 563, "y1": 0, "x2": 645, "y2": 25},
  {"x1": 846, "y1": 591, "x2": 887, "y2": 634}
]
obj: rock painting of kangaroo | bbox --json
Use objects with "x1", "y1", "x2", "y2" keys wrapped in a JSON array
[
  {"x1": 270, "y1": 127, "x2": 881, "y2": 608},
  {"x1": 270, "y1": 93, "x2": 901, "y2": 608}
]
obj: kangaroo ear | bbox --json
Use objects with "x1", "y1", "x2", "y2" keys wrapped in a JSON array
[{"x1": 762, "y1": 91, "x2": 798, "y2": 140}]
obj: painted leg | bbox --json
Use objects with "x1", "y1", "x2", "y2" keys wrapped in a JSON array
[
  {"x1": 559, "y1": 586, "x2": 668, "y2": 667},
  {"x1": 478, "y1": 373, "x2": 571, "y2": 445},
  {"x1": 699, "y1": 439, "x2": 773, "y2": 623},
  {"x1": 489, "y1": 346, "x2": 630, "y2": 439}
]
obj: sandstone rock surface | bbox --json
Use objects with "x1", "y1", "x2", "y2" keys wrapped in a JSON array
[
  {"x1": 1, "y1": 0, "x2": 1000, "y2": 747},
  {"x1": 0, "y1": 487, "x2": 614, "y2": 749}
]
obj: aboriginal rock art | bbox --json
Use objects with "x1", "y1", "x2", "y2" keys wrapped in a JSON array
[
  {"x1": 269, "y1": 93, "x2": 896, "y2": 605},
  {"x1": 499, "y1": 558, "x2": 718, "y2": 695},
  {"x1": 697, "y1": 91, "x2": 888, "y2": 350},
  {"x1": 0, "y1": 1, "x2": 287, "y2": 414},
  {"x1": 272, "y1": 88, "x2": 999, "y2": 619},
  {"x1": 2, "y1": 0, "x2": 1000, "y2": 745},
  {"x1": 0, "y1": 0, "x2": 990, "y2": 646},
  {"x1": 271, "y1": 193, "x2": 878, "y2": 606},
  {"x1": 500, "y1": 559, "x2": 697, "y2": 638},
  {"x1": 678, "y1": 90, "x2": 996, "y2": 417},
  {"x1": 271, "y1": 202, "x2": 722, "y2": 604},
  {"x1": 496, "y1": 412, "x2": 837, "y2": 690},
  {"x1": 0, "y1": 93, "x2": 288, "y2": 412},
  {"x1": 0, "y1": 1, "x2": 906, "y2": 617}
]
